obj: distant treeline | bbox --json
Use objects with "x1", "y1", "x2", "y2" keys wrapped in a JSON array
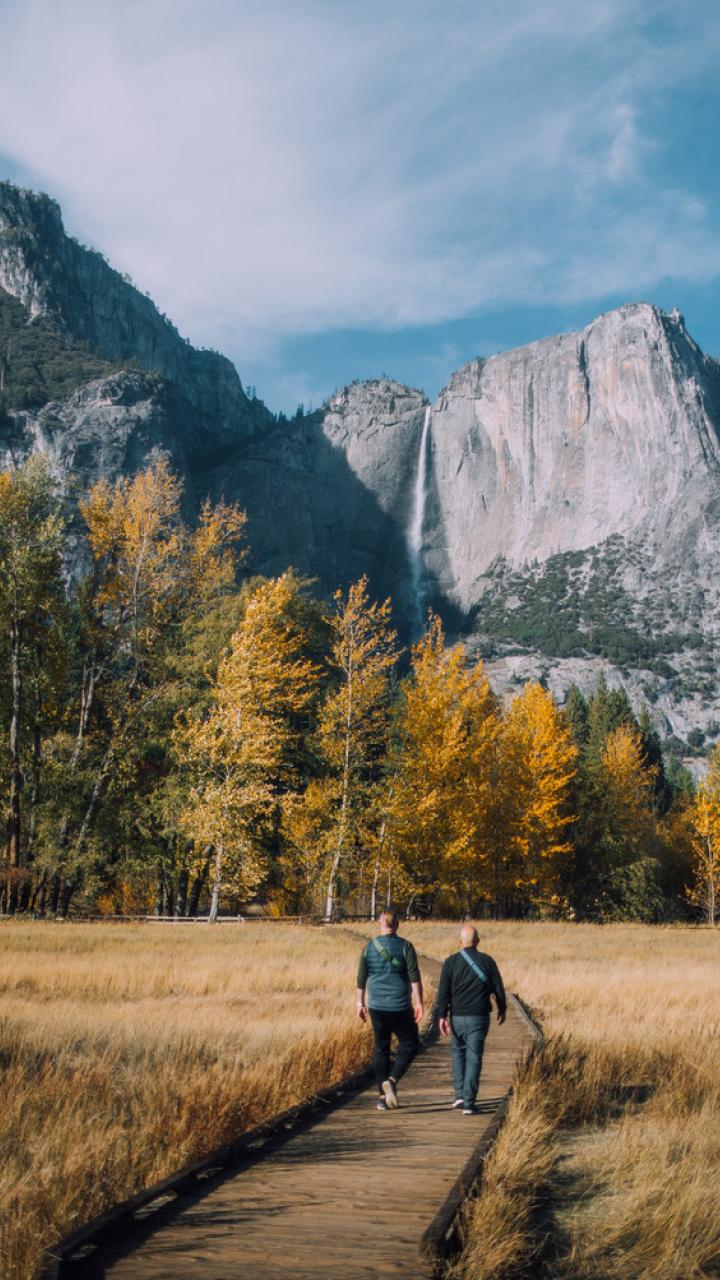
[{"x1": 0, "y1": 458, "x2": 717, "y2": 923}]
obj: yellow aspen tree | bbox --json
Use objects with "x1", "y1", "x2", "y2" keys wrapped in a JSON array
[
  {"x1": 503, "y1": 682, "x2": 578, "y2": 911},
  {"x1": 54, "y1": 461, "x2": 246, "y2": 914},
  {"x1": 598, "y1": 724, "x2": 657, "y2": 858},
  {"x1": 176, "y1": 574, "x2": 320, "y2": 920},
  {"x1": 690, "y1": 748, "x2": 720, "y2": 924},
  {"x1": 318, "y1": 576, "x2": 398, "y2": 920},
  {"x1": 389, "y1": 614, "x2": 499, "y2": 913}
]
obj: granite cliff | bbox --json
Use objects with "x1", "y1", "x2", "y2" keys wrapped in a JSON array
[{"x1": 2, "y1": 180, "x2": 720, "y2": 742}]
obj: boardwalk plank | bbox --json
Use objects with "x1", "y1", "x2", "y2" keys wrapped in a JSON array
[{"x1": 69, "y1": 951, "x2": 533, "y2": 1279}]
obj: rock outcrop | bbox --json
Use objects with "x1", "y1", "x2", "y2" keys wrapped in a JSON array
[
  {"x1": 2, "y1": 180, "x2": 720, "y2": 738},
  {"x1": 0, "y1": 183, "x2": 272, "y2": 467}
]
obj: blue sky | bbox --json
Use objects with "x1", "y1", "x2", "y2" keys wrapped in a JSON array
[{"x1": 0, "y1": 0, "x2": 719, "y2": 413}]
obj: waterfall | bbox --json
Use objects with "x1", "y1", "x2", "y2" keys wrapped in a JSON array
[{"x1": 409, "y1": 405, "x2": 431, "y2": 632}]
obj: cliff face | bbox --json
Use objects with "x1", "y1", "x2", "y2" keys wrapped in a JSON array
[
  {"x1": 0, "y1": 183, "x2": 271, "y2": 465},
  {"x1": 209, "y1": 380, "x2": 428, "y2": 613},
  {"x1": 425, "y1": 303, "x2": 720, "y2": 609},
  {"x1": 3, "y1": 181, "x2": 720, "y2": 738}
]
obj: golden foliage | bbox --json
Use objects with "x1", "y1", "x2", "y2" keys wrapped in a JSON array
[
  {"x1": 295, "y1": 575, "x2": 398, "y2": 918},
  {"x1": 503, "y1": 682, "x2": 577, "y2": 901},
  {"x1": 389, "y1": 615, "x2": 500, "y2": 902},
  {"x1": 689, "y1": 745, "x2": 720, "y2": 923},
  {"x1": 175, "y1": 574, "x2": 321, "y2": 909}
]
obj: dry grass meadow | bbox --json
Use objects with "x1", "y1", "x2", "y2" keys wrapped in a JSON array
[
  {"x1": 2, "y1": 920, "x2": 719, "y2": 1280},
  {"x1": 0, "y1": 922, "x2": 369, "y2": 1280},
  {"x1": 400, "y1": 921, "x2": 720, "y2": 1280}
]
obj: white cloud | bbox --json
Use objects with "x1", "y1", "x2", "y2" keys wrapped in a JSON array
[{"x1": 0, "y1": 0, "x2": 718, "y2": 363}]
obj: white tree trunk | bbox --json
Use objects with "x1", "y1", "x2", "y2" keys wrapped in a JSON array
[{"x1": 208, "y1": 844, "x2": 223, "y2": 922}]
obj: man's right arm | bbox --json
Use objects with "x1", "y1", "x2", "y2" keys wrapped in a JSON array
[
  {"x1": 356, "y1": 947, "x2": 369, "y2": 1022},
  {"x1": 437, "y1": 957, "x2": 452, "y2": 1035}
]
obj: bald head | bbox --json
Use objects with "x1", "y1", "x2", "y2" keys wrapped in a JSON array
[{"x1": 460, "y1": 924, "x2": 479, "y2": 948}]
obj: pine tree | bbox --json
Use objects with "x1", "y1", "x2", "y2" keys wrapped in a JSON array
[{"x1": 563, "y1": 684, "x2": 589, "y2": 749}]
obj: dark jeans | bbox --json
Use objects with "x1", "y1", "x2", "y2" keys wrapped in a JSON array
[
  {"x1": 451, "y1": 1014, "x2": 490, "y2": 1107},
  {"x1": 368, "y1": 1006, "x2": 419, "y2": 1092}
]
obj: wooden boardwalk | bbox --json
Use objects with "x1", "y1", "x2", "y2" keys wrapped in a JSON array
[{"x1": 61, "y1": 952, "x2": 535, "y2": 1280}]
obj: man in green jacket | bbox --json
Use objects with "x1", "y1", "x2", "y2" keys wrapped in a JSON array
[
  {"x1": 356, "y1": 910, "x2": 424, "y2": 1110},
  {"x1": 437, "y1": 924, "x2": 506, "y2": 1115}
]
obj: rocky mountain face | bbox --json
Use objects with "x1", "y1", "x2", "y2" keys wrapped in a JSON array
[
  {"x1": 2, "y1": 180, "x2": 720, "y2": 742},
  {"x1": 0, "y1": 184, "x2": 272, "y2": 472}
]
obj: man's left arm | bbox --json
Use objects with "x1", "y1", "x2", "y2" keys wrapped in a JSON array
[{"x1": 490, "y1": 957, "x2": 507, "y2": 1024}]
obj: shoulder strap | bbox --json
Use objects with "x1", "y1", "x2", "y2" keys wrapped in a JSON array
[
  {"x1": 371, "y1": 936, "x2": 405, "y2": 970},
  {"x1": 459, "y1": 949, "x2": 489, "y2": 985}
]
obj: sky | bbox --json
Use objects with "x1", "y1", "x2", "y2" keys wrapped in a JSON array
[{"x1": 0, "y1": 0, "x2": 719, "y2": 414}]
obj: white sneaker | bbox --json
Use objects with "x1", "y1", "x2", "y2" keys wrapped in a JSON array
[
  {"x1": 451, "y1": 1098, "x2": 464, "y2": 1109},
  {"x1": 382, "y1": 1078, "x2": 399, "y2": 1109}
]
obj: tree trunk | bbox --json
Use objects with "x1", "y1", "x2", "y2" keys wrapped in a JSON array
[
  {"x1": 57, "y1": 877, "x2": 77, "y2": 918},
  {"x1": 208, "y1": 844, "x2": 223, "y2": 922},
  {"x1": 175, "y1": 864, "x2": 189, "y2": 917},
  {"x1": 325, "y1": 644, "x2": 355, "y2": 921},
  {"x1": 6, "y1": 618, "x2": 23, "y2": 910},
  {"x1": 155, "y1": 871, "x2": 165, "y2": 917},
  {"x1": 369, "y1": 814, "x2": 390, "y2": 920},
  {"x1": 20, "y1": 712, "x2": 43, "y2": 912},
  {"x1": 29, "y1": 868, "x2": 47, "y2": 915},
  {"x1": 369, "y1": 861, "x2": 379, "y2": 920},
  {"x1": 56, "y1": 661, "x2": 98, "y2": 855},
  {"x1": 68, "y1": 743, "x2": 117, "y2": 884},
  {"x1": 48, "y1": 872, "x2": 61, "y2": 915},
  {"x1": 187, "y1": 845, "x2": 213, "y2": 916}
]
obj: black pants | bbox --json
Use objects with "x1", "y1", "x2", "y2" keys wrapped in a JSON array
[{"x1": 369, "y1": 1007, "x2": 419, "y2": 1092}]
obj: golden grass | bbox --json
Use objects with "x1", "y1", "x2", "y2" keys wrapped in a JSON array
[
  {"x1": 399, "y1": 921, "x2": 720, "y2": 1280},
  {"x1": 0, "y1": 922, "x2": 368, "y2": 1280}
]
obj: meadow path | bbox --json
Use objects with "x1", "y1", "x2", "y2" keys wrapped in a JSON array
[{"x1": 63, "y1": 946, "x2": 536, "y2": 1280}]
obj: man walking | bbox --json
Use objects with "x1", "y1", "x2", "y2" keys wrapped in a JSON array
[
  {"x1": 437, "y1": 925, "x2": 506, "y2": 1115},
  {"x1": 356, "y1": 909, "x2": 424, "y2": 1110}
]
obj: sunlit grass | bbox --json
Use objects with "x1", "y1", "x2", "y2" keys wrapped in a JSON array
[
  {"x1": 400, "y1": 921, "x2": 720, "y2": 1280},
  {"x1": 0, "y1": 922, "x2": 367, "y2": 1280}
]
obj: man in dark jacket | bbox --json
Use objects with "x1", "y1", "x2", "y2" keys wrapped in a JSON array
[
  {"x1": 437, "y1": 924, "x2": 506, "y2": 1114},
  {"x1": 356, "y1": 910, "x2": 424, "y2": 1110}
]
